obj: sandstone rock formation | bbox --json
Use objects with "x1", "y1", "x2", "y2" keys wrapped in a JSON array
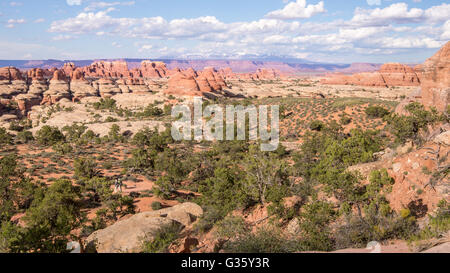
[
  {"x1": 165, "y1": 71, "x2": 203, "y2": 97},
  {"x1": 62, "y1": 62, "x2": 76, "y2": 76},
  {"x1": 140, "y1": 61, "x2": 168, "y2": 78},
  {"x1": 85, "y1": 202, "x2": 203, "y2": 253},
  {"x1": 96, "y1": 78, "x2": 121, "y2": 98},
  {"x1": 419, "y1": 41, "x2": 450, "y2": 112},
  {"x1": 41, "y1": 70, "x2": 71, "y2": 105},
  {"x1": 70, "y1": 69, "x2": 98, "y2": 102},
  {"x1": 164, "y1": 67, "x2": 229, "y2": 98},
  {"x1": 83, "y1": 61, "x2": 129, "y2": 78},
  {"x1": 321, "y1": 63, "x2": 421, "y2": 87}
]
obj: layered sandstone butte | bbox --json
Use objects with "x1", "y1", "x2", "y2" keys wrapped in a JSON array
[
  {"x1": 96, "y1": 78, "x2": 121, "y2": 98},
  {"x1": 41, "y1": 70, "x2": 71, "y2": 105},
  {"x1": 321, "y1": 63, "x2": 421, "y2": 87},
  {"x1": 0, "y1": 67, "x2": 28, "y2": 112},
  {"x1": 165, "y1": 71, "x2": 203, "y2": 97},
  {"x1": 83, "y1": 61, "x2": 129, "y2": 78},
  {"x1": 417, "y1": 42, "x2": 450, "y2": 112},
  {"x1": 140, "y1": 61, "x2": 168, "y2": 78},
  {"x1": 70, "y1": 69, "x2": 98, "y2": 102},
  {"x1": 164, "y1": 67, "x2": 229, "y2": 97}
]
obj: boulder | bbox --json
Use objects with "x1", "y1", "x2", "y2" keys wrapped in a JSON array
[{"x1": 85, "y1": 202, "x2": 203, "y2": 253}]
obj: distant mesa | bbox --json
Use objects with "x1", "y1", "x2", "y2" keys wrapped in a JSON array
[{"x1": 320, "y1": 63, "x2": 421, "y2": 87}]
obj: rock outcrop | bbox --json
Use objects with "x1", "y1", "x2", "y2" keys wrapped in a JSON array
[
  {"x1": 165, "y1": 71, "x2": 203, "y2": 97},
  {"x1": 85, "y1": 202, "x2": 203, "y2": 253},
  {"x1": 70, "y1": 69, "x2": 98, "y2": 102},
  {"x1": 83, "y1": 61, "x2": 129, "y2": 78},
  {"x1": 96, "y1": 78, "x2": 121, "y2": 98},
  {"x1": 321, "y1": 63, "x2": 421, "y2": 87},
  {"x1": 395, "y1": 42, "x2": 450, "y2": 114},
  {"x1": 41, "y1": 70, "x2": 71, "y2": 105},
  {"x1": 140, "y1": 61, "x2": 168, "y2": 78},
  {"x1": 419, "y1": 42, "x2": 450, "y2": 112},
  {"x1": 164, "y1": 67, "x2": 229, "y2": 97}
]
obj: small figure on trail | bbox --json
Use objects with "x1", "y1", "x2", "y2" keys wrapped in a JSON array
[{"x1": 114, "y1": 176, "x2": 123, "y2": 193}]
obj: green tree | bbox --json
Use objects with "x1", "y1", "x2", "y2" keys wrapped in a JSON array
[{"x1": 35, "y1": 126, "x2": 65, "y2": 146}]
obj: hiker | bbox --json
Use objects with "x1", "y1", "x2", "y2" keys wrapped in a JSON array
[{"x1": 114, "y1": 177, "x2": 123, "y2": 193}]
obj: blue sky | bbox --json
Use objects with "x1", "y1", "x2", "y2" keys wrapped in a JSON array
[{"x1": 0, "y1": 0, "x2": 448, "y2": 63}]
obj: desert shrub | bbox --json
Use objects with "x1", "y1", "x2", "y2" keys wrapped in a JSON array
[
  {"x1": 74, "y1": 157, "x2": 98, "y2": 180},
  {"x1": 82, "y1": 177, "x2": 114, "y2": 203},
  {"x1": 151, "y1": 201, "x2": 162, "y2": 211},
  {"x1": 93, "y1": 98, "x2": 116, "y2": 111},
  {"x1": 107, "y1": 124, "x2": 124, "y2": 142},
  {"x1": 52, "y1": 142, "x2": 73, "y2": 155},
  {"x1": 384, "y1": 102, "x2": 443, "y2": 144},
  {"x1": 35, "y1": 126, "x2": 65, "y2": 146},
  {"x1": 8, "y1": 121, "x2": 23, "y2": 132},
  {"x1": 365, "y1": 106, "x2": 390, "y2": 118},
  {"x1": 222, "y1": 227, "x2": 301, "y2": 253},
  {"x1": 309, "y1": 120, "x2": 325, "y2": 131},
  {"x1": 340, "y1": 115, "x2": 352, "y2": 125},
  {"x1": 0, "y1": 127, "x2": 13, "y2": 145},
  {"x1": 193, "y1": 207, "x2": 223, "y2": 234},
  {"x1": 153, "y1": 176, "x2": 178, "y2": 199},
  {"x1": 16, "y1": 130, "x2": 34, "y2": 144},
  {"x1": 136, "y1": 104, "x2": 164, "y2": 118},
  {"x1": 105, "y1": 116, "x2": 118, "y2": 123},
  {"x1": 241, "y1": 145, "x2": 292, "y2": 205},
  {"x1": 335, "y1": 208, "x2": 417, "y2": 249},
  {"x1": 141, "y1": 223, "x2": 182, "y2": 253},
  {"x1": 197, "y1": 167, "x2": 248, "y2": 217},
  {"x1": 17, "y1": 179, "x2": 85, "y2": 253},
  {"x1": 62, "y1": 124, "x2": 87, "y2": 142},
  {"x1": 410, "y1": 199, "x2": 450, "y2": 242},
  {"x1": 215, "y1": 216, "x2": 248, "y2": 239},
  {"x1": 298, "y1": 201, "x2": 336, "y2": 251}
]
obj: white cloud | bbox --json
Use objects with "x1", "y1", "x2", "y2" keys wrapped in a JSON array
[
  {"x1": 266, "y1": 0, "x2": 325, "y2": 20},
  {"x1": 46, "y1": 2, "x2": 448, "y2": 61},
  {"x1": 67, "y1": 0, "x2": 82, "y2": 6},
  {"x1": 442, "y1": 20, "x2": 450, "y2": 40},
  {"x1": 34, "y1": 18, "x2": 45, "y2": 23},
  {"x1": 6, "y1": 18, "x2": 26, "y2": 28},
  {"x1": 351, "y1": 3, "x2": 450, "y2": 27},
  {"x1": 84, "y1": 1, "x2": 135, "y2": 12},
  {"x1": 376, "y1": 37, "x2": 442, "y2": 49},
  {"x1": 366, "y1": 0, "x2": 381, "y2": 6}
]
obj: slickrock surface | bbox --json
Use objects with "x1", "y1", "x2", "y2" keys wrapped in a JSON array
[{"x1": 85, "y1": 202, "x2": 203, "y2": 253}]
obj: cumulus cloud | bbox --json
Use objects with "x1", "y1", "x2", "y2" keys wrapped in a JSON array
[
  {"x1": 47, "y1": 2, "x2": 448, "y2": 61},
  {"x1": 265, "y1": 0, "x2": 325, "y2": 20},
  {"x1": 442, "y1": 20, "x2": 450, "y2": 40},
  {"x1": 351, "y1": 2, "x2": 450, "y2": 26}
]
